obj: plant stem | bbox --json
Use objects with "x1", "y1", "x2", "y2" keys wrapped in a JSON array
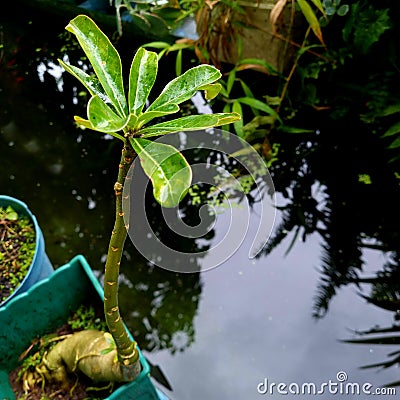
[{"x1": 104, "y1": 139, "x2": 139, "y2": 380}]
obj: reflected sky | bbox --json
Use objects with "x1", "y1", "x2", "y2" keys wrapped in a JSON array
[
  {"x1": 147, "y1": 207, "x2": 399, "y2": 399},
  {"x1": 1, "y1": 8, "x2": 398, "y2": 399}
]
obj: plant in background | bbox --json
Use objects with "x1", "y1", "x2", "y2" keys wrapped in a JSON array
[
  {"x1": 110, "y1": 0, "x2": 184, "y2": 37},
  {"x1": 141, "y1": 0, "x2": 328, "y2": 161},
  {"x1": 172, "y1": 0, "x2": 326, "y2": 66},
  {"x1": 374, "y1": 102, "x2": 400, "y2": 163},
  {"x1": 0, "y1": 206, "x2": 36, "y2": 303},
  {"x1": 138, "y1": 0, "x2": 400, "y2": 321},
  {"x1": 321, "y1": 0, "x2": 349, "y2": 18},
  {"x1": 32, "y1": 14, "x2": 239, "y2": 387}
]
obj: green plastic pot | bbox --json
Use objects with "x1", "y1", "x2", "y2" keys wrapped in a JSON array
[
  {"x1": 0, "y1": 195, "x2": 53, "y2": 307},
  {"x1": 0, "y1": 255, "x2": 166, "y2": 399}
]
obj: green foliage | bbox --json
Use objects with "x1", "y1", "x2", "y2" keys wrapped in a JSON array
[
  {"x1": 0, "y1": 206, "x2": 18, "y2": 221},
  {"x1": 322, "y1": 0, "x2": 349, "y2": 17},
  {"x1": 377, "y1": 103, "x2": 400, "y2": 160},
  {"x1": 63, "y1": 2, "x2": 400, "y2": 323},
  {"x1": 343, "y1": 2, "x2": 391, "y2": 54},
  {"x1": 0, "y1": 206, "x2": 36, "y2": 303},
  {"x1": 110, "y1": 0, "x2": 175, "y2": 37},
  {"x1": 130, "y1": 138, "x2": 192, "y2": 207},
  {"x1": 143, "y1": 41, "x2": 195, "y2": 76},
  {"x1": 68, "y1": 304, "x2": 107, "y2": 331},
  {"x1": 253, "y1": 0, "x2": 400, "y2": 309},
  {"x1": 57, "y1": 14, "x2": 236, "y2": 381},
  {"x1": 60, "y1": 14, "x2": 239, "y2": 207},
  {"x1": 214, "y1": 65, "x2": 281, "y2": 140},
  {"x1": 297, "y1": 0, "x2": 325, "y2": 44},
  {"x1": 358, "y1": 173, "x2": 372, "y2": 185}
]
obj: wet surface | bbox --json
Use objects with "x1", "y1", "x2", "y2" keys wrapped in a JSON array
[{"x1": 1, "y1": 5, "x2": 399, "y2": 399}]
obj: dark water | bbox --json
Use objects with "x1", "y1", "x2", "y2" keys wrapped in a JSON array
[{"x1": 1, "y1": 4, "x2": 399, "y2": 399}]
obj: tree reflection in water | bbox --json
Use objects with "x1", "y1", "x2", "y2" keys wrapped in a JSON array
[
  {"x1": 2, "y1": 3, "x2": 400, "y2": 390},
  {"x1": 340, "y1": 253, "x2": 400, "y2": 386},
  {"x1": 0, "y1": 7, "x2": 204, "y2": 361}
]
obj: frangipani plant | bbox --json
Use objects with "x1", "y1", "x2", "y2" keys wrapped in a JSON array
[{"x1": 43, "y1": 14, "x2": 239, "y2": 387}]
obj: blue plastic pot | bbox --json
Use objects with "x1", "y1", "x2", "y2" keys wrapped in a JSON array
[
  {"x1": 0, "y1": 255, "x2": 169, "y2": 399},
  {"x1": 0, "y1": 195, "x2": 53, "y2": 307}
]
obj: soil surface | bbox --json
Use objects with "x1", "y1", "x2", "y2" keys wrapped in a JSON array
[{"x1": 9, "y1": 366, "x2": 93, "y2": 400}]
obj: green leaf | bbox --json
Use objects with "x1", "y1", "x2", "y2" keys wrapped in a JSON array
[
  {"x1": 74, "y1": 116, "x2": 125, "y2": 140},
  {"x1": 87, "y1": 96, "x2": 129, "y2": 133},
  {"x1": 58, "y1": 60, "x2": 106, "y2": 100},
  {"x1": 382, "y1": 121, "x2": 400, "y2": 138},
  {"x1": 388, "y1": 136, "x2": 400, "y2": 149},
  {"x1": 337, "y1": 4, "x2": 349, "y2": 16},
  {"x1": 237, "y1": 58, "x2": 279, "y2": 75},
  {"x1": 278, "y1": 125, "x2": 314, "y2": 133},
  {"x1": 129, "y1": 48, "x2": 158, "y2": 116},
  {"x1": 325, "y1": 6, "x2": 336, "y2": 16},
  {"x1": 136, "y1": 105, "x2": 181, "y2": 128},
  {"x1": 130, "y1": 138, "x2": 192, "y2": 208},
  {"x1": 218, "y1": 84, "x2": 229, "y2": 98},
  {"x1": 237, "y1": 97, "x2": 277, "y2": 116},
  {"x1": 145, "y1": 65, "x2": 222, "y2": 115},
  {"x1": 297, "y1": 0, "x2": 324, "y2": 44},
  {"x1": 243, "y1": 115, "x2": 276, "y2": 132},
  {"x1": 104, "y1": 332, "x2": 116, "y2": 346},
  {"x1": 221, "y1": 103, "x2": 232, "y2": 132},
  {"x1": 379, "y1": 103, "x2": 400, "y2": 117},
  {"x1": 66, "y1": 15, "x2": 127, "y2": 117},
  {"x1": 265, "y1": 96, "x2": 281, "y2": 106},
  {"x1": 142, "y1": 41, "x2": 171, "y2": 49},
  {"x1": 345, "y1": 5, "x2": 391, "y2": 54},
  {"x1": 144, "y1": 41, "x2": 193, "y2": 60},
  {"x1": 227, "y1": 68, "x2": 236, "y2": 95},
  {"x1": 308, "y1": 0, "x2": 325, "y2": 15},
  {"x1": 140, "y1": 113, "x2": 241, "y2": 137},
  {"x1": 297, "y1": 43, "x2": 325, "y2": 57},
  {"x1": 5, "y1": 206, "x2": 18, "y2": 221},
  {"x1": 232, "y1": 101, "x2": 244, "y2": 138},
  {"x1": 100, "y1": 347, "x2": 115, "y2": 355},
  {"x1": 74, "y1": 116, "x2": 93, "y2": 129},
  {"x1": 199, "y1": 83, "x2": 222, "y2": 101}
]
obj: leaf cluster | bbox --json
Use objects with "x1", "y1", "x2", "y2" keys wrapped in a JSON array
[{"x1": 60, "y1": 15, "x2": 239, "y2": 207}]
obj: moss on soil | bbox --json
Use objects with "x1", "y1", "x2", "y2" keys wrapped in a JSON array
[{"x1": 0, "y1": 205, "x2": 36, "y2": 303}]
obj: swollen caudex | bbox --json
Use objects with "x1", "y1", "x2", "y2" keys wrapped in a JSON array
[{"x1": 43, "y1": 330, "x2": 140, "y2": 384}]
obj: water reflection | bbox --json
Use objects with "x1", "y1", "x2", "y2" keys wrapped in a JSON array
[
  {"x1": 1, "y1": 5, "x2": 203, "y2": 363},
  {"x1": 342, "y1": 254, "x2": 400, "y2": 386},
  {"x1": 258, "y1": 124, "x2": 400, "y2": 318},
  {"x1": 1, "y1": 6, "x2": 400, "y2": 399},
  {"x1": 118, "y1": 241, "x2": 201, "y2": 355}
]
